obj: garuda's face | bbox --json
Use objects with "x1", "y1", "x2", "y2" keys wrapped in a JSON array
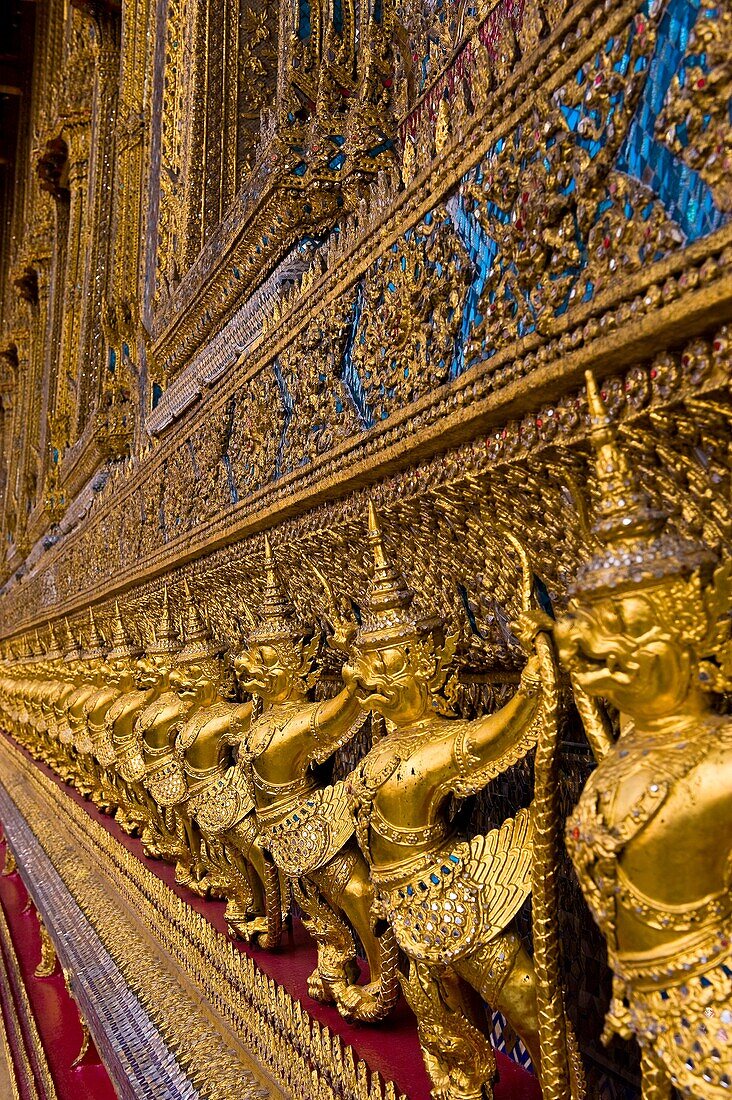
[
  {"x1": 234, "y1": 644, "x2": 294, "y2": 702},
  {"x1": 169, "y1": 660, "x2": 219, "y2": 700},
  {"x1": 554, "y1": 591, "x2": 693, "y2": 721},
  {"x1": 136, "y1": 657, "x2": 166, "y2": 689},
  {"x1": 107, "y1": 660, "x2": 134, "y2": 688},
  {"x1": 344, "y1": 643, "x2": 429, "y2": 727}
]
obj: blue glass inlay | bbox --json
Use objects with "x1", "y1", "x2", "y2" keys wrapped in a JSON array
[
  {"x1": 617, "y1": 0, "x2": 725, "y2": 240},
  {"x1": 333, "y1": 0, "x2": 343, "y2": 33},
  {"x1": 448, "y1": 191, "x2": 498, "y2": 377},
  {"x1": 340, "y1": 279, "x2": 374, "y2": 427},
  {"x1": 272, "y1": 358, "x2": 294, "y2": 479},
  {"x1": 297, "y1": 0, "x2": 311, "y2": 39}
]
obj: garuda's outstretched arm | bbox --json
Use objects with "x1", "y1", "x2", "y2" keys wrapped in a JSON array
[
  {"x1": 308, "y1": 682, "x2": 366, "y2": 765},
  {"x1": 570, "y1": 675, "x2": 614, "y2": 762},
  {"x1": 448, "y1": 660, "x2": 544, "y2": 798}
]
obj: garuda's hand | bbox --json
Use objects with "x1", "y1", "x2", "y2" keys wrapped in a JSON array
[{"x1": 511, "y1": 610, "x2": 555, "y2": 654}]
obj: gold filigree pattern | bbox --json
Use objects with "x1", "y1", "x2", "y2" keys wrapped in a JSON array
[{"x1": 0, "y1": 0, "x2": 731, "y2": 1096}]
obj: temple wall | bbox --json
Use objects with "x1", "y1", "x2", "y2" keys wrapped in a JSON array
[{"x1": 0, "y1": 0, "x2": 729, "y2": 1096}]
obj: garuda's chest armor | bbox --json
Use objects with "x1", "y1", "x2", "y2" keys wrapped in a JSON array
[
  {"x1": 138, "y1": 694, "x2": 189, "y2": 806},
  {"x1": 67, "y1": 684, "x2": 98, "y2": 753},
  {"x1": 77, "y1": 685, "x2": 115, "y2": 755},
  {"x1": 566, "y1": 729, "x2": 732, "y2": 1099},
  {"x1": 180, "y1": 702, "x2": 254, "y2": 835},
  {"x1": 116, "y1": 692, "x2": 165, "y2": 783},
  {"x1": 102, "y1": 689, "x2": 149, "y2": 770},
  {"x1": 55, "y1": 682, "x2": 80, "y2": 744},
  {"x1": 237, "y1": 702, "x2": 364, "y2": 879},
  {"x1": 348, "y1": 729, "x2": 534, "y2": 966}
]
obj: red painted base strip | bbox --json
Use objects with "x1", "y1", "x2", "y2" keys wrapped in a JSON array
[{"x1": 0, "y1": 835, "x2": 118, "y2": 1100}]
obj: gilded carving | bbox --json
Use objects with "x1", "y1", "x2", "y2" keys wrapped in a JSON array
[
  {"x1": 226, "y1": 536, "x2": 400, "y2": 1021},
  {"x1": 0, "y1": 0, "x2": 731, "y2": 1096},
  {"x1": 656, "y1": 0, "x2": 732, "y2": 212},
  {"x1": 555, "y1": 372, "x2": 732, "y2": 1100},
  {"x1": 343, "y1": 504, "x2": 583, "y2": 1098}
]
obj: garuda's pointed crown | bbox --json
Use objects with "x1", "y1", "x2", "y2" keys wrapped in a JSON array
[
  {"x1": 81, "y1": 608, "x2": 108, "y2": 661},
  {"x1": 572, "y1": 370, "x2": 714, "y2": 598},
  {"x1": 45, "y1": 622, "x2": 63, "y2": 662},
  {"x1": 247, "y1": 535, "x2": 304, "y2": 648},
  {"x1": 146, "y1": 587, "x2": 182, "y2": 657},
  {"x1": 174, "y1": 586, "x2": 222, "y2": 664},
  {"x1": 63, "y1": 618, "x2": 84, "y2": 662},
  {"x1": 107, "y1": 601, "x2": 143, "y2": 661},
  {"x1": 356, "y1": 500, "x2": 432, "y2": 649}
]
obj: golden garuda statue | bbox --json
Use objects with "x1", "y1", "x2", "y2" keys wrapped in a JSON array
[
  {"x1": 555, "y1": 371, "x2": 732, "y2": 1100},
  {"x1": 65, "y1": 610, "x2": 108, "y2": 756},
  {"x1": 28, "y1": 624, "x2": 63, "y2": 766},
  {"x1": 43, "y1": 620, "x2": 87, "y2": 783},
  {"x1": 82, "y1": 602, "x2": 144, "y2": 811},
  {"x1": 227, "y1": 535, "x2": 400, "y2": 1022},
  {"x1": 134, "y1": 598, "x2": 224, "y2": 880},
  {"x1": 172, "y1": 629, "x2": 276, "y2": 946},
  {"x1": 106, "y1": 590, "x2": 181, "y2": 839},
  {"x1": 111, "y1": 591, "x2": 178, "y2": 774},
  {"x1": 343, "y1": 502, "x2": 583, "y2": 1100},
  {"x1": 0, "y1": 637, "x2": 34, "y2": 750}
]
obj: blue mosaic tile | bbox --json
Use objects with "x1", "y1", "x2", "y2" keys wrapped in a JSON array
[{"x1": 617, "y1": 0, "x2": 725, "y2": 239}]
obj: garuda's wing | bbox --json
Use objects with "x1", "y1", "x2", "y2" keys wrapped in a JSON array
[{"x1": 466, "y1": 807, "x2": 533, "y2": 939}]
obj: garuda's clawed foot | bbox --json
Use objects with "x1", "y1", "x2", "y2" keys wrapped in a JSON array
[
  {"x1": 174, "y1": 861, "x2": 193, "y2": 887},
  {"x1": 307, "y1": 968, "x2": 334, "y2": 1004},
  {"x1": 334, "y1": 979, "x2": 385, "y2": 1022},
  {"x1": 225, "y1": 911, "x2": 268, "y2": 945}
]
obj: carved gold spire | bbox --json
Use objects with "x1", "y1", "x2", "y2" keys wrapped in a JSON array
[
  {"x1": 63, "y1": 618, "x2": 83, "y2": 662},
  {"x1": 585, "y1": 369, "x2": 664, "y2": 545},
  {"x1": 147, "y1": 587, "x2": 181, "y2": 657},
  {"x1": 82, "y1": 608, "x2": 107, "y2": 661},
  {"x1": 175, "y1": 584, "x2": 221, "y2": 663},
  {"x1": 356, "y1": 500, "x2": 426, "y2": 648},
  {"x1": 573, "y1": 371, "x2": 713, "y2": 596},
  {"x1": 108, "y1": 600, "x2": 143, "y2": 661},
  {"x1": 46, "y1": 622, "x2": 62, "y2": 662},
  {"x1": 247, "y1": 535, "x2": 301, "y2": 646}
]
